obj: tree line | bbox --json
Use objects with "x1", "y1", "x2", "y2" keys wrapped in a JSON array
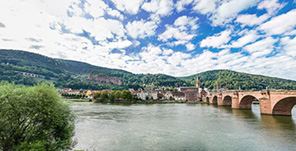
[{"x1": 93, "y1": 90, "x2": 135, "y2": 103}]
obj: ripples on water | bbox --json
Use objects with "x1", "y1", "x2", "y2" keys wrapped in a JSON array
[{"x1": 72, "y1": 102, "x2": 296, "y2": 151}]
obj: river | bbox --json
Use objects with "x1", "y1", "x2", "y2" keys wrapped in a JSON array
[{"x1": 72, "y1": 102, "x2": 296, "y2": 151}]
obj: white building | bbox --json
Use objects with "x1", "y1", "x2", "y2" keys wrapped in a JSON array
[{"x1": 137, "y1": 91, "x2": 158, "y2": 100}]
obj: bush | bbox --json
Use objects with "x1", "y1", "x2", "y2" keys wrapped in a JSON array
[{"x1": 0, "y1": 82, "x2": 76, "y2": 150}]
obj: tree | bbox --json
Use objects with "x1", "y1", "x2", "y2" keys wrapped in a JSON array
[
  {"x1": 114, "y1": 90, "x2": 121, "y2": 100},
  {"x1": 121, "y1": 90, "x2": 132, "y2": 101},
  {"x1": 93, "y1": 92, "x2": 101, "y2": 100},
  {"x1": 100, "y1": 90, "x2": 109, "y2": 102},
  {"x1": 0, "y1": 82, "x2": 75, "y2": 151},
  {"x1": 109, "y1": 91, "x2": 115, "y2": 103}
]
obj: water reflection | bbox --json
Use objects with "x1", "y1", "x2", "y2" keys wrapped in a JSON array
[
  {"x1": 218, "y1": 106, "x2": 233, "y2": 114},
  {"x1": 260, "y1": 115, "x2": 295, "y2": 130},
  {"x1": 232, "y1": 108, "x2": 258, "y2": 120}
]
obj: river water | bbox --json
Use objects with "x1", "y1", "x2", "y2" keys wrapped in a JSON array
[{"x1": 72, "y1": 102, "x2": 296, "y2": 151}]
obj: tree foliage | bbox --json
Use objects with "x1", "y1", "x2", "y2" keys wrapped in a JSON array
[
  {"x1": 0, "y1": 82, "x2": 75, "y2": 151},
  {"x1": 93, "y1": 90, "x2": 133, "y2": 102}
]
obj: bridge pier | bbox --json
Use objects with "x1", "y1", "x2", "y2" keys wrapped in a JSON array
[
  {"x1": 217, "y1": 96, "x2": 223, "y2": 106},
  {"x1": 231, "y1": 96, "x2": 239, "y2": 109},
  {"x1": 259, "y1": 97, "x2": 272, "y2": 115}
]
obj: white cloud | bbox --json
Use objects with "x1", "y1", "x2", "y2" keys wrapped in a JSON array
[
  {"x1": 167, "y1": 52, "x2": 191, "y2": 66},
  {"x1": 236, "y1": 14, "x2": 269, "y2": 26},
  {"x1": 176, "y1": 0, "x2": 218, "y2": 14},
  {"x1": 259, "y1": 9, "x2": 296, "y2": 35},
  {"x1": 192, "y1": 0, "x2": 218, "y2": 14},
  {"x1": 84, "y1": 0, "x2": 107, "y2": 18},
  {"x1": 158, "y1": 26, "x2": 195, "y2": 42},
  {"x1": 62, "y1": 17, "x2": 126, "y2": 42},
  {"x1": 228, "y1": 30, "x2": 259, "y2": 48},
  {"x1": 1, "y1": 0, "x2": 296, "y2": 81},
  {"x1": 106, "y1": 8, "x2": 124, "y2": 20},
  {"x1": 174, "y1": 16, "x2": 199, "y2": 31},
  {"x1": 176, "y1": 0, "x2": 194, "y2": 12},
  {"x1": 200, "y1": 30, "x2": 232, "y2": 48},
  {"x1": 111, "y1": 0, "x2": 144, "y2": 15},
  {"x1": 244, "y1": 37, "x2": 278, "y2": 53},
  {"x1": 101, "y1": 39, "x2": 133, "y2": 49},
  {"x1": 186, "y1": 43, "x2": 196, "y2": 51},
  {"x1": 211, "y1": 0, "x2": 259, "y2": 25},
  {"x1": 158, "y1": 16, "x2": 198, "y2": 48},
  {"x1": 126, "y1": 20, "x2": 158, "y2": 39},
  {"x1": 142, "y1": 0, "x2": 174, "y2": 17},
  {"x1": 163, "y1": 49, "x2": 173, "y2": 55},
  {"x1": 280, "y1": 36, "x2": 296, "y2": 57},
  {"x1": 258, "y1": 0, "x2": 285, "y2": 15}
]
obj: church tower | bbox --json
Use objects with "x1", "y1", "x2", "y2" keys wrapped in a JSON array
[{"x1": 196, "y1": 75, "x2": 201, "y2": 88}]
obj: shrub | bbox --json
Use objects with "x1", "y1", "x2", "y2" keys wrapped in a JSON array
[{"x1": 0, "y1": 82, "x2": 76, "y2": 150}]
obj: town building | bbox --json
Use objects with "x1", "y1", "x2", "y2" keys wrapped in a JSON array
[
  {"x1": 137, "y1": 91, "x2": 158, "y2": 100},
  {"x1": 172, "y1": 92, "x2": 186, "y2": 101}
]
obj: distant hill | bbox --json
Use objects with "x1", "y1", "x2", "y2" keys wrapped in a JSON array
[
  {"x1": 0, "y1": 49, "x2": 295, "y2": 90},
  {"x1": 0, "y1": 49, "x2": 187, "y2": 90},
  {"x1": 180, "y1": 70, "x2": 296, "y2": 90}
]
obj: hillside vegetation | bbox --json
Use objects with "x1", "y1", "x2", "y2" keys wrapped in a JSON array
[
  {"x1": 1, "y1": 49, "x2": 295, "y2": 90},
  {"x1": 181, "y1": 70, "x2": 296, "y2": 90}
]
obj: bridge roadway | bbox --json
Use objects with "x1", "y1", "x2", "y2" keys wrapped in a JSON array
[{"x1": 201, "y1": 90, "x2": 296, "y2": 116}]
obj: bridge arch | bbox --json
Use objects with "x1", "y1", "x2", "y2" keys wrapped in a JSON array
[
  {"x1": 222, "y1": 95, "x2": 232, "y2": 106},
  {"x1": 272, "y1": 97, "x2": 296, "y2": 116},
  {"x1": 206, "y1": 97, "x2": 209, "y2": 103},
  {"x1": 212, "y1": 96, "x2": 218, "y2": 105},
  {"x1": 239, "y1": 95, "x2": 259, "y2": 110}
]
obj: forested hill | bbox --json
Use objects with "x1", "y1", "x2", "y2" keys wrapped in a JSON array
[
  {"x1": 0, "y1": 49, "x2": 186, "y2": 89},
  {"x1": 0, "y1": 49, "x2": 296, "y2": 90},
  {"x1": 181, "y1": 70, "x2": 296, "y2": 90}
]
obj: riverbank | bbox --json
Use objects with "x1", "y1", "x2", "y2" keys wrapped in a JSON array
[
  {"x1": 62, "y1": 98, "x2": 92, "y2": 102},
  {"x1": 63, "y1": 97, "x2": 203, "y2": 104}
]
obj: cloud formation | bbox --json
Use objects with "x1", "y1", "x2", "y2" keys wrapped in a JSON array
[{"x1": 0, "y1": 0, "x2": 296, "y2": 81}]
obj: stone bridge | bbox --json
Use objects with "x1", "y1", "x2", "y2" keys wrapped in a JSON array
[{"x1": 201, "y1": 90, "x2": 296, "y2": 116}]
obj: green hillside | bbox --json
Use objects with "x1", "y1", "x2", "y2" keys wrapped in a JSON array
[
  {"x1": 0, "y1": 49, "x2": 295, "y2": 90},
  {"x1": 181, "y1": 70, "x2": 296, "y2": 90},
  {"x1": 0, "y1": 49, "x2": 187, "y2": 90}
]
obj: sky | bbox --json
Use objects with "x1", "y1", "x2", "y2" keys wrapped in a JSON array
[{"x1": 0, "y1": 0, "x2": 296, "y2": 80}]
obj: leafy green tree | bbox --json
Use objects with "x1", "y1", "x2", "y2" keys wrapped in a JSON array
[
  {"x1": 0, "y1": 82, "x2": 75, "y2": 151},
  {"x1": 114, "y1": 90, "x2": 122, "y2": 100},
  {"x1": 93, "y1": 92, "x2": 101, "y2": 100},
  {"x1": 100, "y1": 90, "x2": 109, "y2": 102},
  {"x1": 122, "y1": 90, "x2": 132, "y2": 101},
  {"x1": 109, "y1": 91, "x2": 115, "y2": 103}
]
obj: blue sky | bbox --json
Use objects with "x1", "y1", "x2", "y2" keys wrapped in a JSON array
[{"x1": 0, "y1": 0, "x2": 296, "y2": 80}]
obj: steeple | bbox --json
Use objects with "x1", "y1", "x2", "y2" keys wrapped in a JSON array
[{"x1": 196, "y1": 75, "x2": 201, "y2": 88}]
